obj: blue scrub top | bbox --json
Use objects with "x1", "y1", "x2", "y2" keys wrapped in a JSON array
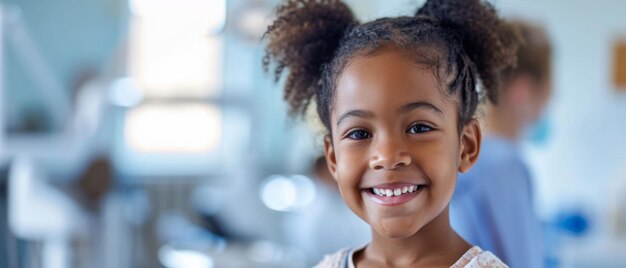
[{"x1": 450, "y1": 136, "x2": 544, "y2": 268}]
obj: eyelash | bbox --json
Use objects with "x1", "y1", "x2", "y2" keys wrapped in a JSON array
[
  {"x1": 347, "y1": 129, "x2": 370, "y2": 140},
  {"x1": 407, "y1": 123, "x2": 433, "y2": 134},
  {"x1": 345, "y1": 123, "x2": 433, "y2": 140}
]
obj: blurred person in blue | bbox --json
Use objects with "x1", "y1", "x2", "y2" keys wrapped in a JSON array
[{"x1": 450, "y1": 21, "x2": 552, "y2": 268}]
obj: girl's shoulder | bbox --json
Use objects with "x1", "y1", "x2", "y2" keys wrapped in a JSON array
[
  {"x1": 451, "y1": 246, "x2": 509, "y2": 268},
  {"x1": 314, "y1": 246, "x2": 507, "y2": 268},
  {"x1": 313, "y1": 247, "x2": 351, "y2": 268}
]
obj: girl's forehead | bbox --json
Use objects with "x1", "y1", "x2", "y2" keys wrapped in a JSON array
[{"x1": 333, "y1": 49, "x2": 454, "y2": 115}]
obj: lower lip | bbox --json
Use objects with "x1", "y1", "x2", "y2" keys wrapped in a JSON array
[{"x1": 363, "y1": 186, "x2": 424, "y2": 206}]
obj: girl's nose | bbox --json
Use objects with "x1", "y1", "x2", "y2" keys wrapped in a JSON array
[{"x1": 368, "y1": 137, "x2": 411, "y2": 170}]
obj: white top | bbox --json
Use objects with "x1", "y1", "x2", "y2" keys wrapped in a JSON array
[{"x1": 314, "y1": 245, "x2": 508, "y2": 268}]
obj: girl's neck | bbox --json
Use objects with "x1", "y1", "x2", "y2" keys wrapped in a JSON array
[{"x1": 357, "y1": 207, "x2": 471, "y2": 267}]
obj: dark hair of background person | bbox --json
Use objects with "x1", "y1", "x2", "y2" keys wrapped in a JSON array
[{"x1": 501, "y1": 20, "x2": 552, "y2": 88}]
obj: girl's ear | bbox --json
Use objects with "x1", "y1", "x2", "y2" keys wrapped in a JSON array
[
  {"x1": 458, "y1": 119, "x2": 482, "y2": 173},
  {"x1": 323, "y1": 135, "x2": 339, "y2": 181}
]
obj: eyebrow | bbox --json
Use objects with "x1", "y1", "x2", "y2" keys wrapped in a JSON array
[
  {"x1": 336, "y1": 110, "x2": 375, "y2": 128},
  {"x1": 398, "y1": 101, "x2": 444, "y2": 118},
  {"x1": 335, "y1": 101, "x2": 444, "y2": 128}
]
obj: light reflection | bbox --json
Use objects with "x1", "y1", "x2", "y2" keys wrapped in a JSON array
[
  {"x1": 260, "y1": 174, "x2": 316, "y2": 212},
  {"x1": 158, "y1": 245, "x2": 214, "y2": 268},
  {"x1": 124, "y1": 104, "x2": 221, "y2": 153}
]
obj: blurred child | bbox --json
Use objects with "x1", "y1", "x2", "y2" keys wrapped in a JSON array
[{"x1": 264, "y1": 0, "x2": 520, "y2": 267}]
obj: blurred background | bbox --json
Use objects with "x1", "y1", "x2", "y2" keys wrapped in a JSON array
[{"x1": 0, "y1": 0, "x2": 625, "y2": 267}]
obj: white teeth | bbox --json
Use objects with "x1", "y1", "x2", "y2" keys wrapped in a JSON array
[
  {"x1": 372, "y1": 185, "x2": 421, "y2": 197},
  {"x1": 393, "y1": 189, "x2": 401, "y2": 196}
]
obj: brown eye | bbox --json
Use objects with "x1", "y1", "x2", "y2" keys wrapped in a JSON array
[
  {"x1": 407, "y1": 124, "x2": 433, "y2": 134},
  {"x1": 347, "y1": 129, "x2": 370, "y2": 140}
]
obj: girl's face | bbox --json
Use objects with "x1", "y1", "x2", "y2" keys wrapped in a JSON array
[{"x1": 324, "y1": 48, "x2": 480, "y2": 239}]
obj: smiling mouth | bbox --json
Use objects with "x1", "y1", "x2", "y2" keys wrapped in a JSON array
[
  {"x1": 363, "y1": 183, "x2": 426, "y2": 206},
  {"x1": 369, "y1": 184, "x2": 423, "y2": 197}
]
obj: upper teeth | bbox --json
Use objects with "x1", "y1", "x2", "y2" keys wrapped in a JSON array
[{"x1": 373, "y1": 185, "x2": 419, "y2": 197}]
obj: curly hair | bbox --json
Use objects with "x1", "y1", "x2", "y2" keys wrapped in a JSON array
[
  {"x1": 263, "y1": 0, "x2": 520, "y2": 132},
  {"x1": 501, "y1": 20, "x2": 552, "y2": 87}
]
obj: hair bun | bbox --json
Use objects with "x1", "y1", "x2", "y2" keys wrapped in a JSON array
[
  {"x1": 417, "y1": 0, "x2": 521, "y2": 104},
  {"x1": 264, "y1": 0, "x2": 358, "y2": 116}
]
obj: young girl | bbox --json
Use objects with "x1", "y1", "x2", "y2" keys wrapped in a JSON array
[{"x1": 263, "y1": 0, "x2": 520, "y2": 267}]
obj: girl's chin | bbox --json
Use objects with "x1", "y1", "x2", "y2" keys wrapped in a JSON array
[{"x1": 372, "y1": 221, "x2": 423, "y2": 240}]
